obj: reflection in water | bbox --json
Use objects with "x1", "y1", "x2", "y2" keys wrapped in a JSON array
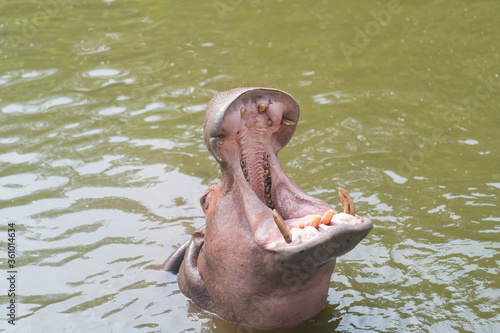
[{"x1": 0, "y1": 0, "x2": 499, "y2": 332}]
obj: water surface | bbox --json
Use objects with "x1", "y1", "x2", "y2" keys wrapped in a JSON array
[{"x1": 1, "y1": 0, "x2": 499, "y2": 332}]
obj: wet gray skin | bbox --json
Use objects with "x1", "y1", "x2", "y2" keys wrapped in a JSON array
[{"x1": 162, "y1": 88, "x2": 373, "y2": 329}]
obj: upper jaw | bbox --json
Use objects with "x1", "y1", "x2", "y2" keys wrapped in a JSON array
[{"x1": 204, "y1": 87, "x2": 299, "y2": 166}]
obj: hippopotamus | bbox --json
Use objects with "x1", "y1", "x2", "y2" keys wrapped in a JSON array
[{"x1": 162, "y1": 87, "x2": 373, "y2": 329}]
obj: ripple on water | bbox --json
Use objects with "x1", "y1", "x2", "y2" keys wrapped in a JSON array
[
  {"x1": 98, "y1": 106, "x2": 126, "y2": 116},
  {"x1": 0, "y1": 151, "x2": 41, "y2": 164},
  {"x1": 73, "y1": 154, "x2": 124, "y2": 175},
  {"x1": 1, "y1": 96, "x2": 74, "y2": 114},
  {"x1": 0, "y1": 173, "x2": 68, "y2": 201},
  {"x1": 0, "y1": 69, "x2": 58, "y2": 87},
  {"x1": 9, "y1": 164, "x2": 206, "y2": 328},
  {"x1": 62, "y1": 68, "x2": 134, "y2": 92},
  {"x1": 130, "y1": 102, "x2": 166, "y2": 116},
  {"x1": 86, "y1": 68, "x2": 121, "y2": 78},
  {"x1": 312, "y1": 91, "x2": 356, "y2": 105},
  {"x1": 109, "y1": 136, "x2": 130, "y2": 143},
  {"x1": 0, "y1": 137, "x2": 20, "y2": 144},
  {"x1": 330, "y1": 234, "x2": 500, "y2": 331}
]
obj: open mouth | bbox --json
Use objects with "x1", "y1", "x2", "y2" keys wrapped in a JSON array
[{"x1": 205, "y1": 88, "x2": 372, "y2": 256}]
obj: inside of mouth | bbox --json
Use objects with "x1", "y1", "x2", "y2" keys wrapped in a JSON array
[
  {"x1": 216, "y1": 91, "x2": 296, "y2": 212},
  {"x1": 215, "y1": 91, "x2": 364, "y2": 246}
]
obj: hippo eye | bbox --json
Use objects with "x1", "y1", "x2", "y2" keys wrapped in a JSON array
[
  {"x1": 200, "y1": 186, "x2": 214, "y2": 211},
  {"x1": 201, "y1": 193, "x2": 209, "y2": 207}
]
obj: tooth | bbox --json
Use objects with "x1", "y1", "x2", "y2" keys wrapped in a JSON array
[
  {"x1": 280, "y1": 119, "x2": 296, "y2": 126},
  {"x1": 272, "y1": 209, "x2": 292, "y2": 243},
  {"x1": 338, "y1": 187, "x2": 355, "y2": 216},
  {"x1": 258, "y1": 104, "x2": 266, "y2": 113},
  {"x1": 299, "y1": 222, "x2": 305, "y2": 229},
  {"x1": 267, "y1": 119, "x2": 273, "y2": 127},
  {"x1": 320, "y1": 209, "x2": 335, "y2": 225},
  {"x1": 219, "y1": 137, "x2": 225, "y2": 145},
  {"x1": 240, "y1": 108, "x2": 245, "y2": 116},
  {"x1": 310, "y1": 215, "x2": 321, "y2": 228}
]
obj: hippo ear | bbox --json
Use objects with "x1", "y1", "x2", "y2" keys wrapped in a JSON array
[{"x1": 203, "y1": 87, "x2": 300, "y2": 164}]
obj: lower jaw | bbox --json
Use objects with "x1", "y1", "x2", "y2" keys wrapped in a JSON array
[
  {"x1": 265, "y1": 183, "x2": 361, "y2": 249},
  {"x1": 233, "y1": 148, "x2": 360, "y2": 249}
]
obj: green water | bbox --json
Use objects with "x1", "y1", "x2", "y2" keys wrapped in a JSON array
[{"x1": 1, "y1": 0, "x2": 499, "y2": 332}]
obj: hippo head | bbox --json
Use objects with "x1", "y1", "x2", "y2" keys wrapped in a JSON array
[{"x1": 164, "y1": 88, "x2": 373, "y2": 329}]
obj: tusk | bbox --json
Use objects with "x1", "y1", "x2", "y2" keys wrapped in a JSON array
[
  {"x1": 338, "y1": 187, "x2": 355, "y2": 216},
  {"x1": 272, "y1": 209, "x2": 292, "y2": 243},
  {"x1": 310, "y1": 214, "x2": 322, "y2": 228},
  {"x1": 320, "y1": 209, "x2": 335, "y2": 225}
]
